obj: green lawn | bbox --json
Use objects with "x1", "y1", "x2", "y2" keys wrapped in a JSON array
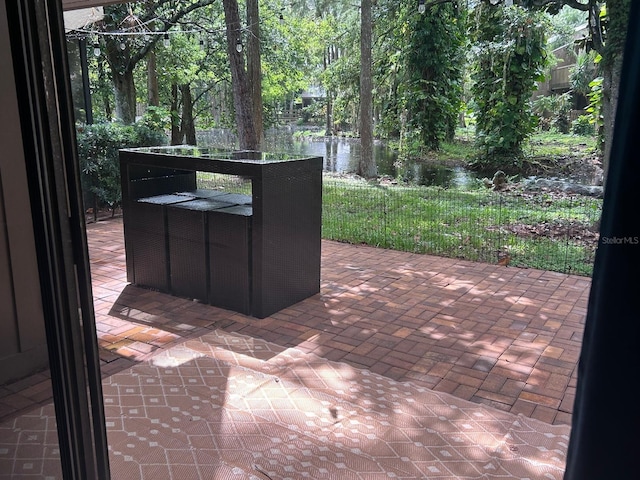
[{"x1": 322, "y1": 176, "x2": 601, "y2": 276}]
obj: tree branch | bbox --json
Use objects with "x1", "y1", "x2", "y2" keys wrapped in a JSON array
[
  {"x1": 526, "y1": 0, "x2": 591, "y2": 12},
  {"x1": 131, "y1": 0, "x2": 218, "y2": 67}
]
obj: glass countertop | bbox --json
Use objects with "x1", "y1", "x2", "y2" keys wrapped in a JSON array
[{"x1": 121, "y1": 145, "x2": 319, "y2": 163}]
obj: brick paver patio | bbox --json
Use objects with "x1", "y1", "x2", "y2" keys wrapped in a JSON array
[
  {"x1": 0, "y1": 216, "x2": 590, "y2": 478},
  {"x1": 90, "y1": 217, "x2": 587, "y2": 426}
]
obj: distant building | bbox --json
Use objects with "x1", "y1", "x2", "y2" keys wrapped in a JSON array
[
  {"x1": 300, "y1": 85, "x2": 326, "y2": 109},
  {"x1": 533, "y1": 24, "x2": 591, "y2": 115}
]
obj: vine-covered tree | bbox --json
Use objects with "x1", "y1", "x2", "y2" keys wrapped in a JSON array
[
  {"x1": 470, "y1": 1, "x2": 549, "y2": 172},
  {"x1": 405, "y1": 0, "x2": 466, "y2": 151},
  {"x1": 370, "y1": 0, "x2": 466, "y2": 166}
]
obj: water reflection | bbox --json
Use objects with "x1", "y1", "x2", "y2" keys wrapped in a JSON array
[
  {"x1": 197, "y1": 128, "x2": 478, "y2": 188},
  {"x1": 275, "y1": 136, "x2": 399, "y2": 175},
  {"x1": 401, "y1": 164, "x2": 479, "y2": 189}
]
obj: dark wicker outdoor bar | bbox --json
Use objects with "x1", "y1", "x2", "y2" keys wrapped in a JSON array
[{"x1": 119, "y1": 146, "x2": 323, "y2": 318}]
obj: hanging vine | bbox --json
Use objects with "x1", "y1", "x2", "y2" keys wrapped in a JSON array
[
  {"x1": 404, "y1": 1, "x2": 467, "y2": 152},
  {"x1": 470, "y1": 2, "x2": 549, "y2": 173}
]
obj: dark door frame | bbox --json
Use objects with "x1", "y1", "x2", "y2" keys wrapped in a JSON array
[{"x1": 4, "y1": 0, "x2": 109, "y2": 478}]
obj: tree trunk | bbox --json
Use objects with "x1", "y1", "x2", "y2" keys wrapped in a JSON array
[
  {"x1": 601, "y1": 59, "x2": 622, "y2": 185},
  {"x1": 222, "y1": 0, "x2": 258, "y2": 150},
  {"x1": 358, "y1": 0, "x2": 376, "y2": 179},
  {"x1": 181, "y1": 84, "x2": 197, "y2": 145},
  {"x1": 97, "y1": 57, "x2": 112, "y2": 120},
  {"x1": 105, "y1": 38, "x2": 136, "y2": 124},
  {"x1": 325, "y1": 91, "x2": 334, "y2": 135},
  {"x1": 112, "y1": 69, "x2": 136, "y2": 125},
  {"x1": 247, "y1": 0, "x2": 264, "y2": 148},
  {"x1": 599, "y1": 0, "x2": 630, "y2": 186},
  {"x1": 147, "y1": 47, "x2": 159, "y2": 107},
  {"x1": 324, "y1": 46, "x2": 334, "y2": 135},
  {"x1": 170, "y1": 83, "x2": 183, "y2": 145}
]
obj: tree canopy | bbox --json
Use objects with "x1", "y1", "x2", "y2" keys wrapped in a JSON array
[{"x1": 68, "y1": 0, "x2": 629, "y2": 177}]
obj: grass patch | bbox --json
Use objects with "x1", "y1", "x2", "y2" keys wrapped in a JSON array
[
  {"x1": 525, "y1": 131, "x2": 598, "y2": 156},
  {"x1": 322, "y1": 175, "x2": 601, "y2": 276},
  {"x1": 196, "y1": 172, "x2": 252, "y2": 194},
  {"x1": 433, "y1": 140, "x2": 476, "y2": 164},
  {"x1": 415, "y1": 129, "x2": 599, "y2": 173}
]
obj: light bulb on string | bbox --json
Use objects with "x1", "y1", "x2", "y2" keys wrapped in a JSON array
[
  {"x1": 119, "y1": 41, "x2": 126, "y2": 50},
  {"x1": 236, "y1": 38, "x2": 243, "y2": 53},
  {"x1": 93, "y1": 42, "x2": 101, "y2": 57},
  {"x1": 418, "y1": 0, "x2": 426, "y2": 14},
  {"x1": 163, "y1": 33, "x2": 170, "y2": 47}
]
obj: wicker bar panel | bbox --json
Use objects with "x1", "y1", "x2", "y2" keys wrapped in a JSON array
[
  {"x1": 127, "y1": 195, "x2": 194, "y2": 292},
  {"x1": 251, "y1": 162, "x2": 322, "y2": 318},
  {"x1": 208, "y1": 206, "x2": 252, "y2": 316},
  {"x1": 128, "y1": 173, "x2": 195, "y2": 200},
  {"x1": 167, "y1": 199, "x2": 238, "y2": 302}
]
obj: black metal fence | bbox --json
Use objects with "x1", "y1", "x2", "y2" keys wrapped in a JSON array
[{"x1": 321, "y1": 176, "x2": 602, "y2": 276}]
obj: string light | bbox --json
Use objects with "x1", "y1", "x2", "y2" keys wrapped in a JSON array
[
  {"x1": 418, "y1": 0, "x2": 426, "y2": 14},
  {"x1": 67, "y1": 25, "x2": 250, "y2": 56}
]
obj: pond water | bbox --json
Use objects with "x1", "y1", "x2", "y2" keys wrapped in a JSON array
[
  {"x1": 197, "y1": 127, "x2": 481, "y2": 188},
  {"x1": 196, "y1": 127, "x2": 601, "y2": 190}
]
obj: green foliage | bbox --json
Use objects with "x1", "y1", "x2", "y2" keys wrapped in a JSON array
[
  {"x1": 546, "y1": 5, "x2": 588, "y2": 51},
  {"x1": 585, "y1": 75, "x2": 604, "y2": 149},
  {"x1": 76, "y1": 122, "x2": 167, "y2": 214},
  {"x1": 470, "y1": 3, "x2": 550, "y2": 173},
  {"x1": 404, "y1": 2, "x2": 466, "y2": 151},
  {"x1": 139, "y1": 106, "x2": 171, "y2": 131},
  {"x1": 87, "y1": 55, "x2": 115, "y2": 122},
  {"x1": 570, "y1": 50, "x2": 599, "y2": 96},
  {"x1": 599, "y1": 0, "x2": 631, "y2": 69},
  {"x1": 75, "y1": 0, "x2": 610, "y2": 169},
  {"x1": 531, "y1": 92, "x2": 571, "y2": 133},
  {"x1": 524, "y1": 130, "x2": 597, "y2": 157},
  {"x1": 317, "y1": 6, "x2": 361, "y2": 131},
  {"x1": 571, "y1": 115, "x2": 595, "y2": 136},
  {"x1": 259, "y1": 3, "x2": 319, "y2": 127}
]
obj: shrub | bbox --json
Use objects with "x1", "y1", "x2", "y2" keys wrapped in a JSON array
[
  {"x1": 76, "y1": 122, "x2": 167, "y2": 218},
  {"x1": 572, "y1": 115, "x2": 595, "y2": 136}
]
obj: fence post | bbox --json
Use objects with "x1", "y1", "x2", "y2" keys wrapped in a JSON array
[{"x1": 563, "y1": 195, "x2": 572, "y2": 274}]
